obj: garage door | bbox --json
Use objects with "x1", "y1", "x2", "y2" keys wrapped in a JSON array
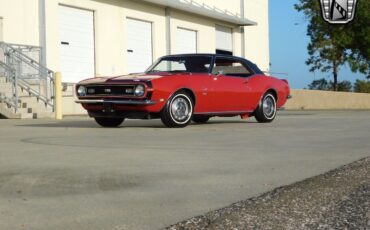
[
  {"x1": 59, "y1": 6, "x2": 95, "y2": 83},
  {"x1": 216, "y1": 25, "x2": 233, "y2": 54},
  {"x1": 176, "y1": 28, "x2": 197, "y2": 54},
  {"x1": 126, "y1": 18, "x2": 153, "y2": 74}
]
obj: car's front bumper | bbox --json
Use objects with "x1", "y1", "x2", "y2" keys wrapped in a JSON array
[{"x1": 75, "y1": 99, "x2": 156, "y2": 105}]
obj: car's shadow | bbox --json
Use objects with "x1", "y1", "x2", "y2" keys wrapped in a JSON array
[{"x1": 16, "y1": 119, "x2": 259, "y2": 129}]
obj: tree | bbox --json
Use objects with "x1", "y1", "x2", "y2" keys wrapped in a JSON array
[
  {"x1": 295, "y1": 0, "x2": 370, "y2": 90},
  {"x1": 308, "y1": 78, "x2": 329, "y2": 90},
  {"x1": 346, "y1": 1, "x2": 370, "y2": 78},
  {"x1": 308, "y1": 78, "x2": 352, "y2": 92},
  {"x1": 337, "y1": 80, "x2": 352, "y2": 92},
  {"x1": 354, "y1": 80, "x2": 370, "y2": 93}
]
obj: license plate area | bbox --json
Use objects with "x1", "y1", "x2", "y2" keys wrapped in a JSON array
[{"x1": 102, "y1": 103, "x2": 114, "y2": 113}]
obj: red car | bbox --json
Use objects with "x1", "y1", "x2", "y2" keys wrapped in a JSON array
[{"x1": 76, "y1": 54, "x2": 290, "y2": 128}]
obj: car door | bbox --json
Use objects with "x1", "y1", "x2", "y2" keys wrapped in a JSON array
[{"x1": 210, "y1": 57, "x2": 255, "y2": 112}]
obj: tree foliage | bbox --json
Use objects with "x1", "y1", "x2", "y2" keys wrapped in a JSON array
[
  {"x1": 308, "y1": 78, "x2": 330, "y2": 90},
  {"x1": 295, "y1": 0, "x2": 370, "y2": 90},
  {"x1": 354, "y1": 80, "x2": 370, "y2": 93},
  {"x1": 308, "y1": 78, "x2": 352, "y2": 92}
]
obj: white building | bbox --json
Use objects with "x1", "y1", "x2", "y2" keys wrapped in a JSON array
[{"x1": 0, "y1": 0, "x2": 269, "y2": 116}]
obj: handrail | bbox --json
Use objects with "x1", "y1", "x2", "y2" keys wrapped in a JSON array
[
  {"x1": 0, "y1": 41, "x2": 55, "y2": 113},
  {"x1": 0, "y1": 60, "x2": 18, "y2": 112}
]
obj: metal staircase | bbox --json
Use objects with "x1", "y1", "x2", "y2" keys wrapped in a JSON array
[{"x1": 0, "y1": 42, "x2": 55, "y2": 119}]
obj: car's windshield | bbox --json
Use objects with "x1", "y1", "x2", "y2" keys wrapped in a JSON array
[{"x1": 147, "y1": 56, "x2": 213, "y2": 74}]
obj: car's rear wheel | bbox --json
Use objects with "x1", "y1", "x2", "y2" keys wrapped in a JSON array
[
  {"x1": 254, "y1": 92, "x2": 277, "y2": 123},
  {"x1": 192, "y1": 116, "x2": 210, "y2": 124},
  {"x1": 161, "y1": 91, "x2": 194, "y2": 128},
  {"x1": 94, "y1": 117, "x2": 124, "y2": 127}
]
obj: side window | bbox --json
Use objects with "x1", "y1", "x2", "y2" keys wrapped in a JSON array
[
  {"x1": 153, "y1": 60, "x2": 186, "y2": 72},
  {"x1": 212, "y1": 58, "x2": 252, "y2": 77}
]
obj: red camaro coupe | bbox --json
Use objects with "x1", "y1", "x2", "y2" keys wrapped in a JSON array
[{"x1": 76, "y1": 54, "x2": 291, "y2": 128}]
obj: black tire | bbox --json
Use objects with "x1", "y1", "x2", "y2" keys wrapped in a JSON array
[
  {"x1": 192, "y1": 116, "x2": 210, "y2": 124},
  {"x1": 160, "y1": 91, "x2": 194, "y2": 128},
  {"x1": 254, "y1": 92, "x2": 277, "y2": 123},
  {"x1": 94, "y1": 117, "x2": 124, "y2": 127}
]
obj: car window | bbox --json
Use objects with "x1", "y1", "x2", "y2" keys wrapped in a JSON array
[
  {"x1": 148, "y1": 56, "x2": 213, "y2": 73},
  {"x1": 153, "y1": 60, "x2": 187, "y2": 72},
  {"x1": 212, "y1": 58, "x2": 252, "y2": 77}
]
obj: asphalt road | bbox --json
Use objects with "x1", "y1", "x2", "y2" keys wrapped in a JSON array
[{"x1": 0, "y1": 111, "x2": 369, "y2": 230}]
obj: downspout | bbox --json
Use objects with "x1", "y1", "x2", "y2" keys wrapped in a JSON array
[
  {"x1": 165, "y1": 7, "x2": 171, "y2": 55},
  {"x1": 39, "y1": 0, "x2": 47, "y2": 66},
  {"x1": 240, "y1": 0, "x2": 245, "y2": 58}
]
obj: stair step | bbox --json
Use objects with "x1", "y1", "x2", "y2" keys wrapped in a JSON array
[
  {"x1": 20, "y1": 113, "x2": 35, "y2": 119},
  {"x1": 33, "y1": 112, "x2": 54, "y2": 119}
]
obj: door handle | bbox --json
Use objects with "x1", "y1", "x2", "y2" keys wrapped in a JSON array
[{"x1": 243, "y1": 80, "x2": 249, "y2": 84}]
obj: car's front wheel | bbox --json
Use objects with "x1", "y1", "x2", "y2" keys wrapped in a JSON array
[
  {"x1": 161, "y1": 91, "x2": 194, "y2": 128},
  {"x1": 94, "y1": 117, "x2": 124, "y2": 127},
  {"x1": 254, "y1": 92, "x2": 277, "y2": 123}
]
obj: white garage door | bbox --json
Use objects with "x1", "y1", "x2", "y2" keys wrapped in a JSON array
[
  {"x1": 126, "y1": 18, "x2": 153, "y2": 74},
  {"x1": 216, "y1": 25, "x2": 233, "y2": 53},
  {"x1": 176, "y1": 28, "x2": 197, "y2": 54},
  {"x1": 59, "y1": 6, "x2": 95, "y2": 83}
]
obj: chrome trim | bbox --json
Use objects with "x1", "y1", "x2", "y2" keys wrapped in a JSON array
[
  {"x1": 75, "y1": 99, "x2": 156, "y2": 105},
  {"x1": 194, "y1": 110, "x2": 253, "y2": 115}
]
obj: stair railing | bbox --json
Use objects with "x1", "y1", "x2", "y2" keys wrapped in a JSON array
[{"x1": 0, "y1": 41, "x2": 54, "y2": 113}]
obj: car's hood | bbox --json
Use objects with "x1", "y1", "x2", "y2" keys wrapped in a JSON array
[{"x1": 78, "y1": 73, "x2": 164, "y2": 84}]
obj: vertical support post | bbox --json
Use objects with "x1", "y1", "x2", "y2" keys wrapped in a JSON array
[
  {"x1": 45, "y1": 71, "x2": 49, "y2": 105},
  {"x1": 240, "y1": 0, "x2": 246, "y2": 58},
  {"x1": 54, "y1": 72, "x2": 62, "y2": 120},
  {"x1": 14, "y1": 61, "x2": 19, "y2": 113},
  {"x1": 0, "y1": 17, "x2": 3, "y2": 42},
  {"x1": 38, "y1": 0, "x2": 47, "y2": 67},
  {"x1": 165, "y1": 7, "x2": 171, "y2": 55}
]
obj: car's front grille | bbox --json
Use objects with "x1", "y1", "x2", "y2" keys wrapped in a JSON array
[{"x1": 86, "y1": 85, "x2": 136, "y2": 96}]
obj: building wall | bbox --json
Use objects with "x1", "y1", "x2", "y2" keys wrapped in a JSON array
[
  {"x1": 244, "y1": 0, "x2": 270, "y2": 72},
  {"x1": 0, "y1": 0, "x2": 39, "y2": 46},
  {"x1": 0, "y1": 0, "x2": 269, "y2": 76},
  {"x1": 44, "y1": 0, "x2": 168, "y2": 76}
]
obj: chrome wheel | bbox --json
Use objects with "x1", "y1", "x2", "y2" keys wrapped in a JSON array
[
  {"x1": 254, "y1": 92, "x2": 277, "y2": 123},
  {"x1": 169, "y1": 94, "x2": 192, "y2": 124},
  {"x1": 161, "y1": 92, "x2": 194, "y2": 128},
  {"x1": 263, "y1": 95, "x2": 276, "y2": 119}
]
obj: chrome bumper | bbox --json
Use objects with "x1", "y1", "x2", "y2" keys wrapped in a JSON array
[{"x1": 75, "y1": 99, "x2": 156, "y2": 105}]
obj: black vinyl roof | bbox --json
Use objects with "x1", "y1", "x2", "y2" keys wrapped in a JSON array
[{"x1": 160, "y1": 53, "x2": 264, "y2": 75}]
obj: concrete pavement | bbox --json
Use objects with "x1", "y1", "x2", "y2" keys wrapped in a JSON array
[{"x1": 0, "y1": 111, "x2": 369, "y2": 230}]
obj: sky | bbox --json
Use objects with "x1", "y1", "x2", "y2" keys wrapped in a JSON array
[{"x1": 268, "y1": 0, "x2": 366, "y2": 89}]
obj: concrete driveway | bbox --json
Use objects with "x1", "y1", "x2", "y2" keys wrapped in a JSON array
[{"x1": 0, "y1": 111, "x2": 369, "y2": 230}]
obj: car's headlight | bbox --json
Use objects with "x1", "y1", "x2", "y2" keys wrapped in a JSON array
[
  {"x1": 134, "y1": 85, "x2": 145, "y2": 97},
  {"x1": 77, "y1": 86, "x2": 87, "y2": 96}
]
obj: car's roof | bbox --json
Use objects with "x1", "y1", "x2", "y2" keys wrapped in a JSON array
[
  {"x1": 160, "y1": 53, "x2": 264, "y2": 75},
  {"x1": 163, "y1": 53, "x2": 240, "y2": 59}
]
